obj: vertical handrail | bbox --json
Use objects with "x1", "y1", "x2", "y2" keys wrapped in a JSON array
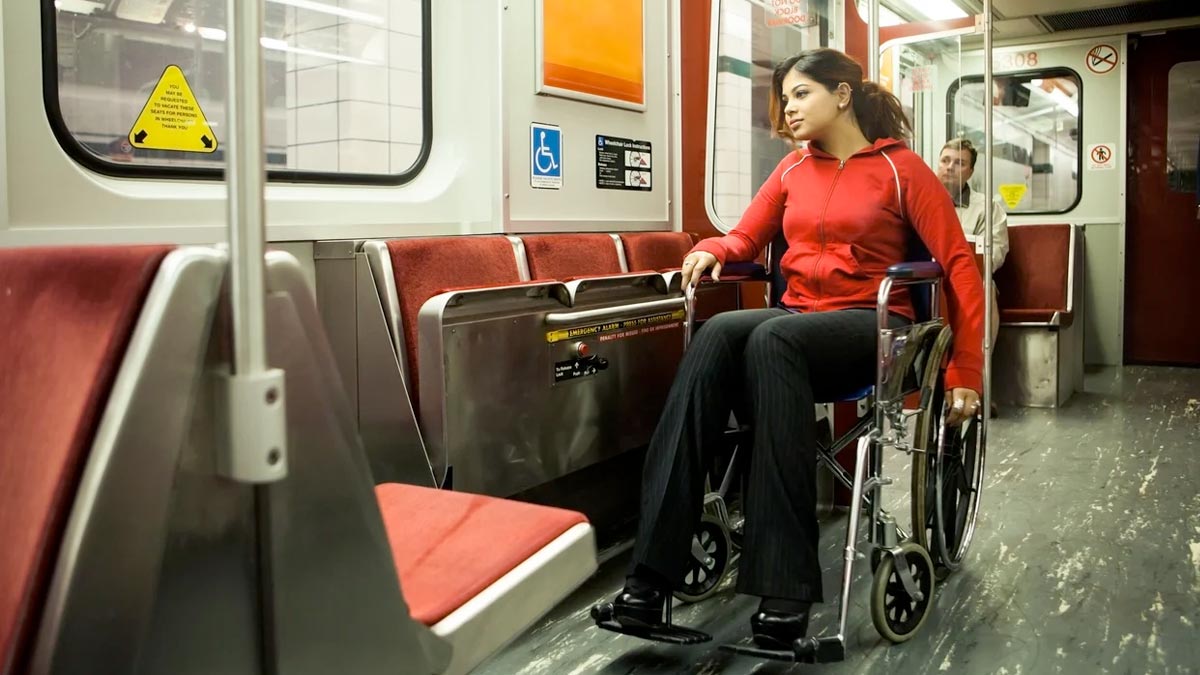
[
  {"x1": 220, "y1": 0, "x2": 288, "y2": 485},
  {"x1": 867, "y1": 0, "x2": 880, "y2": 82},
  {"x1": 228, "y1": 0, "x2": 267, "y2": 374},
  {"x1": 982, "y1": 0, "x2": 993, "y2": 434}
]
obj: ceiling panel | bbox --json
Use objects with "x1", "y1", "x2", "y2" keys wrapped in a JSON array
[
  {"x1": 992, "y1": 17, "x2": 1049, "y2": 38},
  {"x1": 993, "y1": 0, "x2": 1158, "y2": 20}
]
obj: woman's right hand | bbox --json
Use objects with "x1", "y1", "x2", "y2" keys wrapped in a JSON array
[{"x1": 681, "y1": 251, "x2": 721, "y2": 289}]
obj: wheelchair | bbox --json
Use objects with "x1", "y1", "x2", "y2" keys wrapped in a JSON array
[{"x1": 592, "y1": 233, "x2": 987, "y2": 663}]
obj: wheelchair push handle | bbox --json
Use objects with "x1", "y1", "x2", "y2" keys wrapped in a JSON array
[{"x1": 684, "y1": 282, "x2": 696, "y2": 350}]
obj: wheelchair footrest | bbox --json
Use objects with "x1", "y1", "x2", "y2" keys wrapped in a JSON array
[
  {"x1": 595, "y1": 620, "x2": 712, "y2": 644},
  {"x1": 720, "y1": 636, "x2": 845, "y2": 663},
  {"x1": 590, "y1": 603, "x2": 712, "y2": 644}
]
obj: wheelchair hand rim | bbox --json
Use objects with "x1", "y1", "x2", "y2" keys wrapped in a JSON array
[{"x1": 932, "y1": 402, "x2": 986, "y2": 571}]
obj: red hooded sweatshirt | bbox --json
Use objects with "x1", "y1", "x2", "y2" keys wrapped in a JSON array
[{"x1": 691, "y1": 137, "x2": 984, "y2": 393}]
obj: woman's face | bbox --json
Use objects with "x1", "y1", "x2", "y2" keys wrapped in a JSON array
[{"x1": 780, "y1": 69, "x2": 846, "y2": 142}]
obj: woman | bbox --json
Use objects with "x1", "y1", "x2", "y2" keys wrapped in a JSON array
[{"x1": 607, "y1": 48, "x2": 985, "y2": 649}]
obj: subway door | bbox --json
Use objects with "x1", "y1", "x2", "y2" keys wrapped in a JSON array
[{"x1": 1126, "y1": 29, "x2": 1200, "y2": 365}]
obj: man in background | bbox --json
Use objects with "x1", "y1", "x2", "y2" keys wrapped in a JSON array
[{"x1": 938, "y1": 137, "x2": 1009, "y2": 415}]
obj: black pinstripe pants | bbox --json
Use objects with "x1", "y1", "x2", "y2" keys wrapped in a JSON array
[{"x1": 631, "y1": 307, "x2": 906, "y2": 603}]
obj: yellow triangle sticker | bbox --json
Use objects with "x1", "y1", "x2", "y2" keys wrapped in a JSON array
[
  {"x1": 997, "y1": 183, "x2": 1027, "y2": 209},
  {"x1": 128, "y1": 65, "x2": 217, "y2": 154}
]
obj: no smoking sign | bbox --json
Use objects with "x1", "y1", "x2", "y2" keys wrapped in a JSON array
[{"x1": 1086, "y1": 44, "x2": 1118, "y2": 74}]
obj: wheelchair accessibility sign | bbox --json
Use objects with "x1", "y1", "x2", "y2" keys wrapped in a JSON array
[{"x1": 531, "y1": 122, "x2": 562, "y2": 189}]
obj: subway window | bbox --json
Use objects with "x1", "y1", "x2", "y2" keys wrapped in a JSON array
[
  {"x1": 1166, "y1": 61, "x2": 1200, "y2": 194},
  {"x1": 708, "y1": 0, "x2": 832, "y2": 231},
  {"x1": 949, "y1": 69, "x2": 1083, "y2": 213},
  {"x1": 45, "y1": 0, "x2": 429, "y2": 183}
]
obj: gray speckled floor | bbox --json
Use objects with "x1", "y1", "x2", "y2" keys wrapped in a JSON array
[{"x1": 476, "y1": 366, "x2": 1200, "y2": 675}]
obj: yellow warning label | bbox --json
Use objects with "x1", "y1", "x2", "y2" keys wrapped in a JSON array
[
  {"x1": 128, "y1": 65, "x2": 217, "y2": 153},
  {"x1": 546, "y1": 310, "x2": 685, "y2": 344},
  {"x1": 997, "y1": 184, "x2": 1027, "y2": 209}
]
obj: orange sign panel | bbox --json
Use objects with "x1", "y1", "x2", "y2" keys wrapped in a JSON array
[{"x1": 540, "y1": 0, "x2": 645, "y2": 108}]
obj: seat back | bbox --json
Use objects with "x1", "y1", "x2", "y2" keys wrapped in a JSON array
[
  {"x1": 384, "y1": 237, "x2": 524, "y2": 405},
  {"x1": 994, "y1": 223, "x2": 1072, "y2": 322},
  {"x1": 519, "y1": 234, "x2": 624, "y2": 280},
  {"x1": 0, "y1": 246, "x2": 172, "y2": 672},
  {"x1": 619, "y1": 231, "x2": 697, "y2": 271}
]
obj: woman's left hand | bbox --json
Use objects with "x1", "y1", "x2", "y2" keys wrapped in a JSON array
[{"x1": 946, "y1": 388, "x2": 980, "y2": 426}]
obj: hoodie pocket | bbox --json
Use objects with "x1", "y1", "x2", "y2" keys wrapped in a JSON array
[{"x1": 822, "y1": 242, "x2": 871, "y2": 297}]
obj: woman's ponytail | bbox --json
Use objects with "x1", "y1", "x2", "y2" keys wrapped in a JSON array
[{"x1": 853, "y1": 80, "x2": 912, "y2": 142}]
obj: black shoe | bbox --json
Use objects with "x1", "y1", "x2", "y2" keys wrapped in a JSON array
[
  {"x1": 610, "y1": 586, "x2": 668, "y2": 628},
  {"x1": 750, "y1": 605, "x2": 811, "y2": 650}
]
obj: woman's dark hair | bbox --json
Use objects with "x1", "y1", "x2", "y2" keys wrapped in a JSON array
[{"x1": 768, "y1": 48, "x2": 912, "y2": 142}]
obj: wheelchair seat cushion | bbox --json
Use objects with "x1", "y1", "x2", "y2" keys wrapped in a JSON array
[{"x1": 375, "y1": 483, "x2": 588, "y2": 625}]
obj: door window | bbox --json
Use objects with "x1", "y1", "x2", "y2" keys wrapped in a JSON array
[{"x1": 1167, "y1": 61, "x2": 1200, "y2": 193}]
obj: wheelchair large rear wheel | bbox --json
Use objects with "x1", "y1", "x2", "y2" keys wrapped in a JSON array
[
  {"x1": 911, "y1": 327, "x2": 986, "y2": 579},
  {"x1": 674, "y1": 515, "x2": 732, "y2": 603}
]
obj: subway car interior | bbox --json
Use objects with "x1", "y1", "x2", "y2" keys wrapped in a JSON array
[{"x1": 2, "y1": 0, "x2": 1199, "y2": 673}]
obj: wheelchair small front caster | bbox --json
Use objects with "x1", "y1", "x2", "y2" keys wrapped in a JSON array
[
  {"x1": 674, "y1": 515, "x2": 732, "y2": 603},
  {"x1": 870, "y1": 541, "x2": 936, "y2": 643}
]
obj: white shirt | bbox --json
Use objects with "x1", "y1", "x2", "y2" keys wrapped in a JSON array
[{"x1": 952, "y1": 184, "x2": 1009, "y2": 273}]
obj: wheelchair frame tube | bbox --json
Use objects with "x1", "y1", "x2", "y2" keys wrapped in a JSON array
[{"x1": 871, "y1": 278, "x2": 894, "y2": 544}]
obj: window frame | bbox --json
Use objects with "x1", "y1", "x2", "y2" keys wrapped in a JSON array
[
  {"x1": 946, "y1": 66, "x2": 1084, "y2": 216},
  {"x1": 39, "y1": 0, "x2": 433, "y2": 186},
  {"x1": 703, "y1": 0, "x2": 835, "y2": 234}
]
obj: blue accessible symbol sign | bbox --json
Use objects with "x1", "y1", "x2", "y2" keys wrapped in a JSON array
[{"x1": 531, "y1": 122, "x2": 562, "y2": 189}]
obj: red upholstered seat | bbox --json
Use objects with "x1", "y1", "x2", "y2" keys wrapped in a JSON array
[
  {"x1": 520, "y1": 234, "x2": 624, "y2": 280},
  {"x1": 385, "y1": 237, "x2": 523, "y2": 404},
  {"x1": 619, "y1": 231, "x2": 698, "y2": 272},
  {"x1": 0, "y1": 245, "x2": 172, "y2": 670},
  {"x1": 995, "y1": 224, "x2": 1072, "y2": 326},
  {"x1": 375, "y1": 483, "x2": 587, "y2": 626}
]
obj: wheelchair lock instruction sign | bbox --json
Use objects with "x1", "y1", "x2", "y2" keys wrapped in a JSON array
[
  {"x1": 596, "y1": 135, "x2": 652, "y2": 191},
  {"x1": 531, "y1": 122, "x2": 563, "y2": 189}
]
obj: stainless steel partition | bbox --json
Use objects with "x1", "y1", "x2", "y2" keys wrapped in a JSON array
[
  {"x1": 263, "y1": 253, "x2": 450, "y2": 675},
  {"x1": 314, "y1": 240, "x2": 435, "y2": 488},
  {"x1": 33, "y1": 250, "x2": 450, "y2": 675},
  {"x1": 418, "y1": 276, "x2": 685, "y2": 497}
]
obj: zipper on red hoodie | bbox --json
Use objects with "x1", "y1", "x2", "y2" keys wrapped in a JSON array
[{"x1": 811, "y1": 158, "x2": 847, "y2": 312}]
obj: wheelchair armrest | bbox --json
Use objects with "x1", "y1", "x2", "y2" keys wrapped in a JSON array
[
  {"x1": 699, "y1": 261, "x2": 769, "y2": 283},
  {"x1": 886, "y1": 261, "x2": 943, "y2": 281}
]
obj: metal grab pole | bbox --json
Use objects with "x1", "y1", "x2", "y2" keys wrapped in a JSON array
[
  {"x1": 219, "y1": 0, "x2": 288, "y2": 484},
  {"x1": 982, "y1": 0, "x2": 993, "y2": 437},
  {"x1": 867, "y1": 0, "x2": 880, "y2": 82},
  {"x1": 229, "y1": 0, "x2": 268, "y2": 375}
]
